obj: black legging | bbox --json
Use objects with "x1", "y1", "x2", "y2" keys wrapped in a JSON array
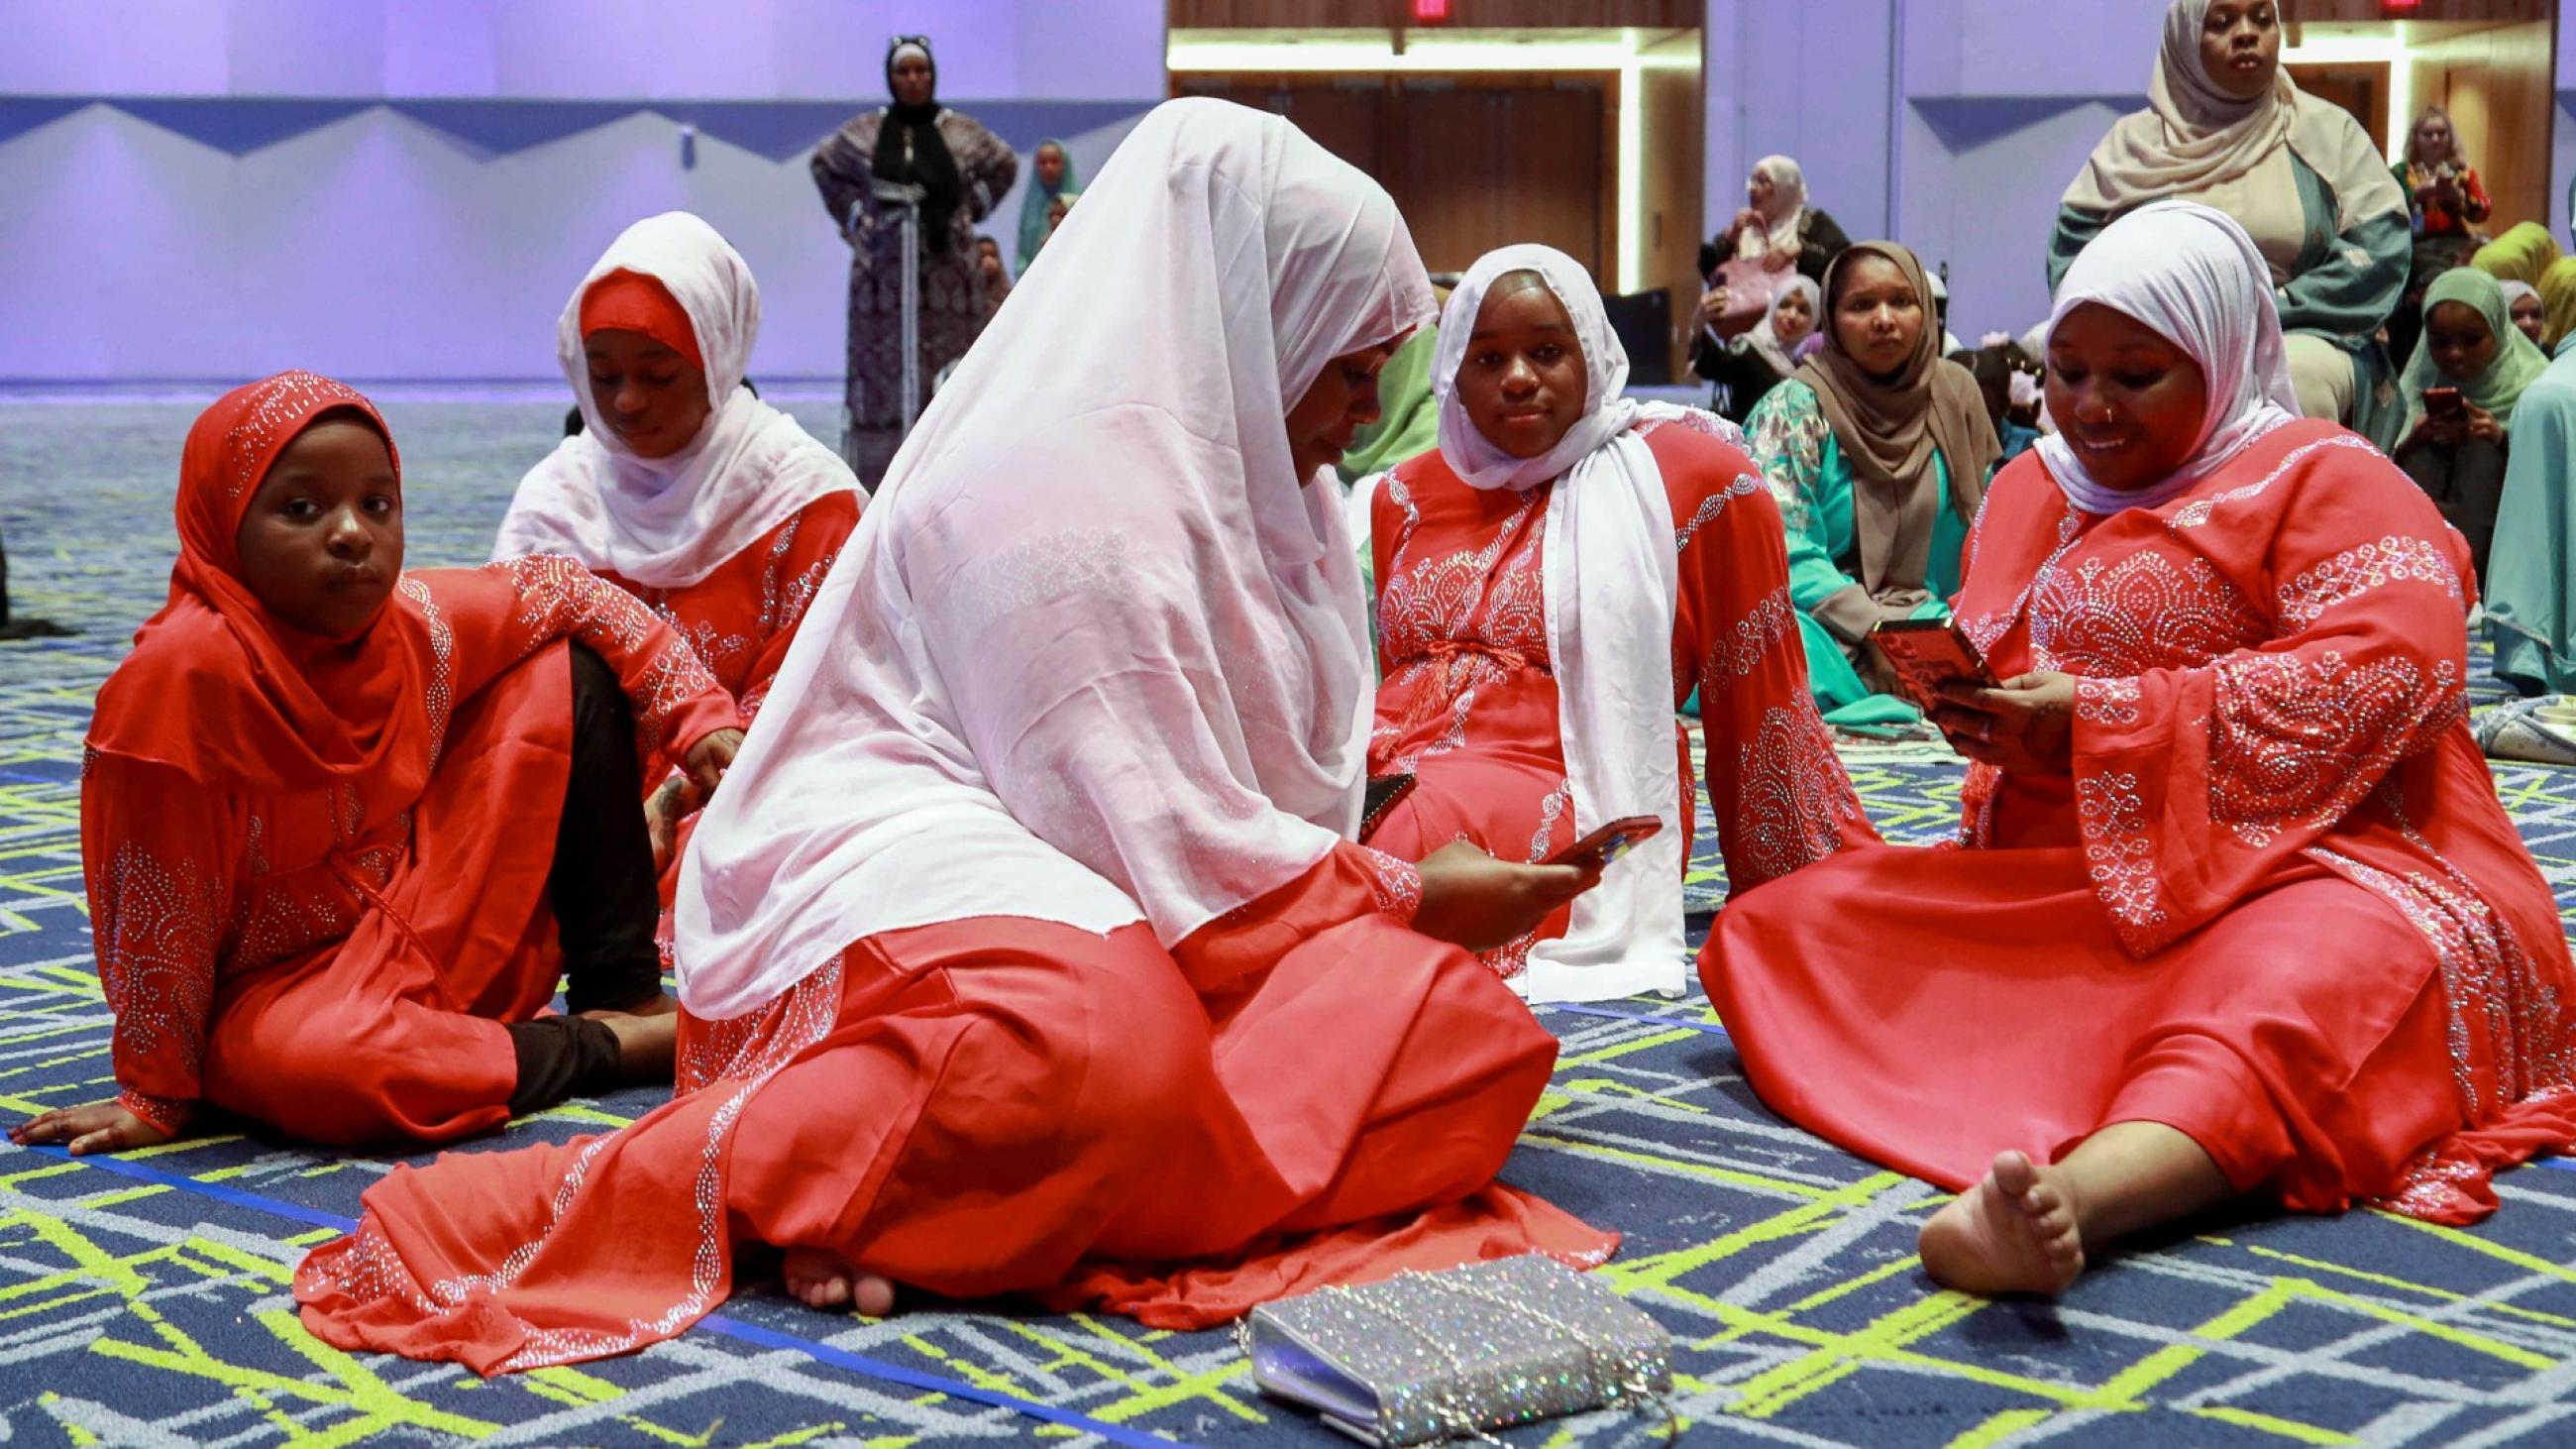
[{"x1": 503, "y1": 642, "x2": 668, "y2": 1114}]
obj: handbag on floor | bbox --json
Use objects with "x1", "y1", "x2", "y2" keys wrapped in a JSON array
[{"x1": 1238, "y1": 1254, "x2": 1673, "y2": 1446}]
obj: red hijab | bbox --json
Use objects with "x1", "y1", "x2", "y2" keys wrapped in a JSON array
[{"x1": 87, "y1": 371, "x2": 439, "y2": 798}]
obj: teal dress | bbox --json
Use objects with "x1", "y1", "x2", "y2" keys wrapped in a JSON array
[
  {"x1": 1744, "y1": 380, "x2": 1968, "y2": 730},
  {"x1": 2049, "y1": 151, "x2": 2409, "y2": 451},
  {"x1": 2484, "y1": 336, "x2": 2576, "y2": 695}
]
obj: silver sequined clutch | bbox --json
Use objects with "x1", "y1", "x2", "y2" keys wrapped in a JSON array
[{"x1": 1239, "y1": 1255, "x2": 1672, "y2": 1446}]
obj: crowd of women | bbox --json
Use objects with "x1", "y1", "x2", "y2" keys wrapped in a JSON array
[{"x1": 5, "y1": 0, "x2": 2574, "y2": 1380}]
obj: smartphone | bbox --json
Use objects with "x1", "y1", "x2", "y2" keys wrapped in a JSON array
[
  {"x1": 1869, "y1": 617, "x2": 1996, "y2": 712},
  {"x1": 1545, "y1": 816, "x2": 1663, "y2": 869},
  {"x1": 2424, "y1": 387, "x2": 2466, "y2": 420}
]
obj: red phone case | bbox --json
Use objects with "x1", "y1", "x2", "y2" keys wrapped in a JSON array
[{"x1": 1869, "y1": 620, "x2": 1992, "y2": 711}]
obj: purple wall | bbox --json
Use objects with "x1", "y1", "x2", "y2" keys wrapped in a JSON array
[{"x1": 0, "y1": 0, "x2": 1162, "y2": 384}]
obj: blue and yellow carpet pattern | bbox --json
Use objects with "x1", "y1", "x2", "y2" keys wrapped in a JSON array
[{"x1": 4, "y1": 398, "x2": 2576, "y2": 1446}]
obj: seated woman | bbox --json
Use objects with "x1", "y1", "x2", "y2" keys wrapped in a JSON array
[
  {"x1": 12, "y1": 373, "x2": 742, "y2": 1156},
  {"x1": 293, "y1": 99, "x2": 1617, "y2": 1373},
  {"x1": 2472, "y1": 221, "x2": 2559, "y2": 293},
  {"x1": 1744, "y1": 243, "x2": 2000, "y2": 730},
  {"x1": 1365, "y1": 246, "x2": 1873, "y2": 1003},
  {"x1": 1705, "y1": 156, "x2": 1849, "y2": 286},
  {"x1": 2479, "y1": 324, "x2": 2576, "y2": 729},
  {"x1": 1967, "y1": 336, "x2": 2046, "y2": 466},
  {"x1": 2390, "y1": 268, "x2": 2549, "y2": 581},
  {"x1": 494, "y1": 212, "x2": 860, "y2": 881},
  {"x1": 1690, "y1": 275, "x2": 1820, "y2": 423},
  {"x1": 2052, "y1": 1, "x2": 2407, "y2": 446},
  {"x1": 1702, "y1": 201, "x2": 2576, "y2": 1297}
]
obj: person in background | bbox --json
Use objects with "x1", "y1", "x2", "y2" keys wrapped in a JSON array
[
  {"x1": 2472, "y1": 221, "x2": 2559, "y2": 291},
  {"x1": 2396, "y1": 105, "x2": 2493, "y2": 273},
  {"x1": 2537, "y1": 259, "x2": 2576, "y2": 351},
  {"x1": 975, "y1": 235, "x2": 1013, "y2": 310},
  {"x1": 1014, "y1": 139, "x2": 1078, "y2": 276},
  {"x1": 0, "y1": 527, "x2": 69, "y2": 639},
  {"x1": 2052, "y1": 1, "x2": 2408, "y2": 446},
  {"x1": 811, "y1": 36, "x2": 1018, "y2": 484},
  {"x1": 1928, "y1": 270, "x2": 1968, "y2": 358},
  {"x1": 1705, "y1": 157, "x2": 1850, "y2": 285},
  {"x1": 1044, "y1": 189, "x2": 1080, "y2": 244},
  {"x1": 1744, "y1": 242, "x2": 2001, "y2": 732},
  {"x1": 2479, "y1": 302, "x2": 2576, "y2": 747},
  {"x1": 1338, "y1": 318, "x2": 1443, "y2": 485},
  {"x1": 1365, "y1": 245, "x2": 1874, "y2": 1001},
  {"x1": 2501, "y1": 281, "x2": 2546, "y2": 347},
  {"x1": 1690, "y1": 275, "x2": 1821, "y2": 423},
  {"x1": 2390, "y1": 269, "x2": 2548, "y2": 581},
  {"x1": 1968, "y1": 335, "x2": 2046, "y2": 466},
  {"x1": 493, "y1": 212, "x2": 863, "y2": 904},
  {"x1": 17, "y1": 372, "x2": 743, "y2": 1158},
  {"x1": 1705, "y1": 200, "x2": 2576, "y2": 1298}
]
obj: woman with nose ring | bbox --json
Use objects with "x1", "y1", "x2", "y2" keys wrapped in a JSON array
[
  {"x1": 1703, "y1": 200, "x2": 2576, "y2": 1300},
  {"x1": 1362, "y1": 246, "x2": 1876, "y2": 1003},
  {"x1": 2051, "y1": 0, "x2": 2408, "y2": 447},
  {"x1": 1741, "y1": 242, "x2": 2001, "y2": 730}
]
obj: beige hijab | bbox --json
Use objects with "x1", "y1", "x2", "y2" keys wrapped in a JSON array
[
  {"x1": 2066, "y1": 0, "x2": 2403, "y2": 234},
  {"x1": 1793, "y1": 242, "x2": 1998, "y2": 606}
]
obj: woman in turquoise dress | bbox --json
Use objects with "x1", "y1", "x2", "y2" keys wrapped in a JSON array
[
  {"x1": 1744, "y1": 241, "x2": 2000, "y2": 729},
  {"x1": 2049, "y1": 0, "x2": 2407, "y2": 448}
]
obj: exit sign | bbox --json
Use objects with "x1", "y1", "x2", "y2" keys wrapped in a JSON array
[{"x1": 1414, "y1": 0, "x2": 1452, "y2": 21}]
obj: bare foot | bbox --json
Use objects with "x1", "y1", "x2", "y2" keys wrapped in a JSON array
[
  {"x1": 1917, "y1": 1150, "x2": 2086, "y2": 1296},
  {"x1": 781, "y1": 1246, "x2": 897, "y2": 1316}
]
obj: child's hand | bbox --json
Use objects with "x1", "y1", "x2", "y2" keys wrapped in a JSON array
[
  {"x1": 12, "y1": 1100, "x2": 176, "y2": 1156},
  {"x1": 685, "y1": 728, "x2": 745, "y2": 798},
  {"x1": 643, "y1": 775, "x2": 701, "y2": 871}
]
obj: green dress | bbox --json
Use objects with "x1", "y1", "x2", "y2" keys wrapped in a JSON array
[
  {"x1": 2049, "y1": 151, "x2": 2410, "y2": 451},
  {"x1": 2484, "y1": 336, "x2": 2576, "y2": 695},
  {"x1": 1744, "y1": 380, "x2": 1967, "y2": 730}
]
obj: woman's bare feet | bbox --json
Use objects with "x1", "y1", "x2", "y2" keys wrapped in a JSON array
[
  {"x1": 578, "y1": 993, "x2": 681, "y2": 1079},
  {"x1": 1917, "y1": 1150, "x2": 2086, "y2": 1296},
  {"x1": 782, "y1": 1246, "x2": 897, "y2": 1316}
]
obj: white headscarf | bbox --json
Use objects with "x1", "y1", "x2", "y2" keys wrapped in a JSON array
[
  {"x1": 2037, "y1": 200, "x2": 2299, "y2": 515},
  {"x1": 2066, "y1": 0, "x2": 2405, "y2": 235},
  {"x1": 493, "y1": 212, "x2": 858, "y2": 589},
  {"x1": 1745, "y1": 275, "x2": 1823, "y2": 379},
  {"x1": 674, "y1": 99, "x2": 1435, "y2": 1019},
  {"x1": 1738, "y1": 155, "x2": 1808, "y2": 261},
  {"x1": 1432, "y1": 244, "x2": 1731, "y2": 1002}
]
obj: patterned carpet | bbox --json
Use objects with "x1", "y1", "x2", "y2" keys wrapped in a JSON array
[{"x1": 4, "y1": 397, "x2": 2576, "y2": 1447}]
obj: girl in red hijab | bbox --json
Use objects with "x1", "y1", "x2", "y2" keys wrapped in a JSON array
[{"x1": 11, "y1": 372, "x2": 743, "y2": 1155}]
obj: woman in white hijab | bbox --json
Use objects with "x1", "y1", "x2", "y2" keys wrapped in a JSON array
[
  {"x1": 296, "y1": 99, "x2": 1617, "y2": 1374},
  {"x1": 2050, "y1": 0, "x2": 2408, "y2": 447},
  {"x1": 1705, "y1": 200, "x2": 2576, "y2": 1298},
  {"x1": 494, "y1": 211, "x2": 863, "y2": 873},
  {"x1": 1364, "y1": 244, "x2": 1873, "y2": 1005},
  {"x1": 1707, "y1": 155, "x2": 1851, "y2": 285}
]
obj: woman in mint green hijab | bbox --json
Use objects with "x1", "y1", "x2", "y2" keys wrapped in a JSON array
[
  {"x1": 1015, "y1": 139, "x2": 1078, "y2": 274},
  {"x1": 2392, "y1": 267, "x2": 2550, "y2": 580}
]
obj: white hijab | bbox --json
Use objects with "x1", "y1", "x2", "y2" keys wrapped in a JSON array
[
  {"x1": 1432, "y1": 244, "x2": 1727, "y2": 1003},
  {"x1": 1740, "y1": 155, "x2": 1808, "y2": 260},
  {"x1": 1746, "y1": 276, "x2": 1823, "y2": 379},
  {"x1": 2066, "y1": 0, "x2": 2404, "y2": 235},
  {"x1": 2037, "y1": 200, "x2": 2299, "y2": 515},
  {"x1": 675, "y1": 99, "x2": 1435, "y2": 1019},
  {"x1": 492, "y1": 212, "x2": 858, "y2": 589}
]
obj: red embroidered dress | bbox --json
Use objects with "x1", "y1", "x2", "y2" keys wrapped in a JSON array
[
  {"x1": 86, "y1": 554, "x2": 737, "y2": 1145},
  {"x1": 595, "y1": 492, "x2": 858, "y2": 722},
  {"x1": 1366, "y1": 417, "x2": 1876, "y2": 979},
  {"x1": 1702, "y1": 420, "x2": 2576, "y2": 1222}
]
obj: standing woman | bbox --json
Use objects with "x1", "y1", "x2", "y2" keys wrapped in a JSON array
[
  {"x1": 1706, "y1": 157, "x2": 1850, "y2": 285},
  {"x1": 1014, "y1": 138, "x2": 1078, "y2": 276},
  {"x1": 811, "y1": 36, "x2": 1018, "y2": 483},
  {"x1": 1743, "y1": 243, "x2": 2001, "y2": 729},
  {"x1": 296, "y1": 99, "x2": 1614, "y2": 1372},
  {"x1": 2052, "y1": 1, "x2": 2408, "y2": 446},
  {"x1": 2389, "y1": 267, "x2": 2549, "y2": 580},
  {"x1": 494, "y1": 211, "x2": 862, "y2": 880},
  {"x1": 1365, "y1": 246, "x2": 1874, "y2": 1002},
  {"x1": 1704, "y1": 202, "x2": 2576, "y2": 1297}
]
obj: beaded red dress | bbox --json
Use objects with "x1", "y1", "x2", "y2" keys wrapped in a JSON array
[
  {"x1": 1702, "y1": 420, "x2": 2576, "y2": 1222},
  {"x1": 1365, "y1": 417, "x2": 1876, "y2": 985}
]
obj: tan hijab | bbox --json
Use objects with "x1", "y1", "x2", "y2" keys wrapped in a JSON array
[{"x1": 1793, "y1": 242, "x2": 1998, "y2": 603}]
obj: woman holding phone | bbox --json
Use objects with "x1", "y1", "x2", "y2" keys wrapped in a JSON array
[
  {"x1": 1702, "y1": 202, "x2": 2576, "y2": 1297},
  {"x1": 2391, "y1": 268, "x2": 2549, "y2": 580},
  {"x1": 1361, "y1": 244, "x2": 1875, "y2": 1004}
]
